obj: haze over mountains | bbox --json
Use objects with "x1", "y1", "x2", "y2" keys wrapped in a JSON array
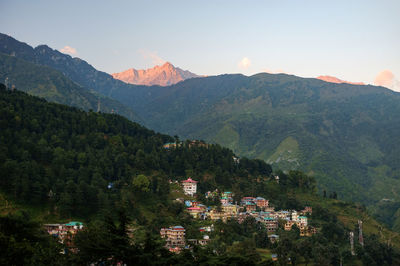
[
  {"x1": 112, "y1": 62, "x2": 199, "y2": 86},
  {"x1": 1, "y1": 33, "x2": 400, "y2": 230}
]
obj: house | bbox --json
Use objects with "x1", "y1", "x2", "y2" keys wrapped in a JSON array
[
  {"x1": 209, "y1": 209, "x2": 224, "y2": 221},
  {"x1": 284, "y1": 220, "x2": 296, "y2": 231},
  {"x1": 255, "y1": 197, "x2": 269, "y2": 209},
  {"x1": 268, "y1": 234, "x2": 280, "y2": 244},
  {"x1": 276, "y1": 210, "x2": 290, "y2": 220},
  {"x1": 300, "y1": 226, "x2": 317, "y2": 237},
  {"x1": 222, "y1": 191, "x2": 234, "y2": 199},
  {"x1": 222, "y1": 203, "x2": 239, "y2": 215},
  {"x1": 262, "y1": 217, "x2": 278, "y2": 232},
  {"x1": 181, "y1": 178, "x2": 198, "y2": 196},
  {"x1": 298, "y1": 216, "x2": 308, "y2": 226},
  {"x1": 187, "y1": 207, "x2": 202, "y2": 218},
  {"x1": 300, "y1": 206, "x2": 312, "y2": 215},
  {"x1": 188, "y1": 140, "x2": 208, "y2": 148},
  {"x1": 220, "y1": 197, "x2": 229, "y2": 205},
  {"x1": 160, "y1": 226, "x2": 186, "y2": 251},
  {"x1": 291, "y1": 211, "x2": 299, "y2": 222},
  {"x1": 245, "y1": 202, "x2": 257, "y2": 212},
  {"x1": 44, "y1": 221, "x2": 84, "y2": 245},
  {"x1": 241, "y1": 197, "x2": 256, "y2": 205},
  {"x1": 163, "y1": 142, "x2": 177, "y2": 149},
  {"x1": 199, "y1": 235, "x2": 210, "y2": 246}
]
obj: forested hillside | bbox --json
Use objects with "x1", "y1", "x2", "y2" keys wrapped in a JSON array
[
  {"x1": 1, "y1": 85, "x2": 400, "y2": 265},
  {"x1": 0, "y1": 84, "x2": 272, "y2": 219},
  {"x1": 0, "y1": 53, "x2": 139, "y2": 121}
]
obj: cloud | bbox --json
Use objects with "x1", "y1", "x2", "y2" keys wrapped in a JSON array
[
  {"x1": 374, "y1": 70, "x2": 400, "y2": 92},
  {"x1": 238, "y1": 57, "x2": 251, "y2": 69},
  {"x1": 138, "y1": 49, "x2": 166, "y2": 66},
  {"x1": 59, "y1": 45, "x2": 77, "y2": 56}
]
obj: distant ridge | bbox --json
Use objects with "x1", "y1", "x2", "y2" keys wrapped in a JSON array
[
  {"x1": 317, "y1": 75, "x2": 365, "y2": 85},
  {"x1": 112, "y1": 62, "x2": 199, "y2": 86}
]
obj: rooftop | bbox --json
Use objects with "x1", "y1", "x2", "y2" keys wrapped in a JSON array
[{"x1": 182, "y1": 177, "x2": 198, "y2": 183}]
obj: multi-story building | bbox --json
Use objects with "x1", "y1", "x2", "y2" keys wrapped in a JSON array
[
  {"x1": 255, "y1": 197, "x2": 269, "y2": 209},
  {"x1": 263, "y1": 217, "x2": 278, "y2": 232},
  {"x1": 160, "y1": 226, "x2": 186, "y2": 251},
  {"x1": 181, "y1": 178, "x2": 197, "y2": 196}
]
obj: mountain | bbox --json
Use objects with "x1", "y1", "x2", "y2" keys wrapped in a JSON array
[
  {"x1": 0, "y1": 33, "x2": 139, "y2": 121},
  {"x1": 0, "y1": 53, "x2": 139, "y2": 121},
  {"x1": 99, "y1": 73, "x2": 400, "y2": 222},
  {"x1": 316, "y1": 75, "x2": 365, "y2": 85},
  {"x1": 112, "y1": 62, "x2": 199, "y2": 86}
]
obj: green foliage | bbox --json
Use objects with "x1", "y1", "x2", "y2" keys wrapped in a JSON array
[
  {"x1": 132, "y1": 174, "x2": 150, "y2": 192},
  {"x1": 0, "y1": 212, "x2": 66, "y2": 265},
  {"x1": 0, "y1": 86, "x2": 272, "y2": 220}
]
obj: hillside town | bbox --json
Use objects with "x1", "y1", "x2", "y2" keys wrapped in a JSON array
[{"x1": 160, "y1": 177, "x2": 316, "y2": 253}]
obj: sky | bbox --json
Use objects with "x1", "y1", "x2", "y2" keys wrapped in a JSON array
[{"x1": 1, "y1": 0, "x2": 399, "y2": 91}]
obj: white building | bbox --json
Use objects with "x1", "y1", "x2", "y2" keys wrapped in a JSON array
[{"x1": 181, "y1": 178, "x2": 198, "y2": 196}]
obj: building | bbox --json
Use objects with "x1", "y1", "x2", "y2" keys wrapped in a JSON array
[
  {"x1": 222, "y1": 203, "x2": 239, "y2": 215},
  {"x1": 241, "y1": 197, "x2": 256, "y2": 205},
  {"x1": 245, "y1": 202, "x2": 257, "y2": 212},
  {"x1": 187, "y1": 207, "x2": 202, "y2": 218},
  {"x1": 160, "y1": 226, "x2": 186, "y2": 251},
  {"x1": 209, "y1": 209, "x2": 224, "y2": 221},
  {"x1": 268, "y1": 234, "x2": 280, "y2": 244},
  {"x1": 181, "y1": 178, "x2": 198, "y2": 196},
  {"x1": 188, "y1": 140, "x2": 208, "y2": 148},
  {"x1": 163, "y1": 142, "x2": 177, "y2": 149},
  {"x1": 298, "y1": 216, "x2": 308, "y2": 226},
  {"x1": 284, "y1": 220, "x2": 296, "y2": 231},
  {"x1": 263, "y1": 217, "x2": 278, "y2": 232},
  {"x1": 220, "y1": 197, "x2": 229, "y2": 205},
  {"x1": 44, "y1": 221, "x2": 84, "y2": 245},
  {"x1": 291, "y1": 211, "x2": 299, "y2": 222},
  {"x1": 255, "y1": 197, "x2": 269, "y2": 209},
  {"x1": 300, "y1": 206, "x2": 312, "y2": 215}
]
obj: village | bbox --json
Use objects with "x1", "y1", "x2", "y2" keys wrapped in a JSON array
[{"x1": 160, "y1": 177, "x2": 316, "y2": 254}]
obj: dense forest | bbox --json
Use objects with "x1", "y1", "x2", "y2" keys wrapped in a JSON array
[{"x1": 1, "y1": 85, "x2": 400, "y2": 265}]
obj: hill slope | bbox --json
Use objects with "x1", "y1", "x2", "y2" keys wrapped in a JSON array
[
  {"x1": 112, "y1": 62, "x2": 199, "y2": 86},
  {"x1": 0, "y1": 53, "x2": 139, "y2": 121}
]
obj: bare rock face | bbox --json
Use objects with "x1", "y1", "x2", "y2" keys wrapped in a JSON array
[
  {"x1": 317, "y1": 75, "x2": 365, "y2": 85},
  {"x1": 112, "y1": 62, "x2": 199, "y2": 86}
]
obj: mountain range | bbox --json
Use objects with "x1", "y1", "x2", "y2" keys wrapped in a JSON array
[
  {"x1": 112, "y1": 62, "x2": 199, "y2": 86},
  {"x1": 1, "y1": 33, "x2": 400, "y2": 231}
]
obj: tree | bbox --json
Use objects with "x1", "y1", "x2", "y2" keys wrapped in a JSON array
[{"x1": 132, "y1": 174, "x2": 150, "y2": 192}]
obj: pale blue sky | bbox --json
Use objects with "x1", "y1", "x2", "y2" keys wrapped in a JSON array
[{"x1": 1, "y1": 0, "x2": 399, "y2": 89}]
